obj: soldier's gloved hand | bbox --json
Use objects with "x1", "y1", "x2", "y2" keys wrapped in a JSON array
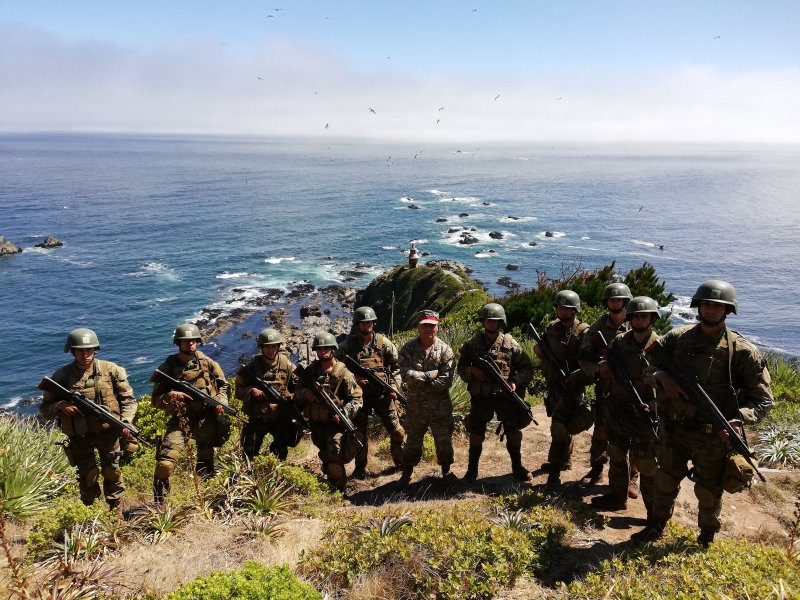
[
  {"x1": 355, "y1": 377, "x2": 369, "y2": 389},
  {"x1": 656, "y1": 371, "x2": 688, "y2": 401},
  {"x1": 329, "y1": 414, "x2": 340, "y2": 424},
  {"x1": 597, "y1": 361, "x2": 612, "y2": 380},
  {"x1": 120, "y1": 427, "x2": 133, "y2": 441},
  {"x1": 214, "y1": 405, "x2": 225, "y2": 415},
  {"x1": 509, "y1": 381, "x2": 517, "y2": 393},
  {"x1": 387, "y1": 391, "x2": 397, "y2": 401},
  {"x1": 468, "y1": 366, "x2": 487, "y2": 382},
  {"x1": 250, "y1": 387, "x2": 265, "y2": 400},
  {"x1": 168, "y1": 390, "x2": 191, "y2": 403},
  {"x1": 56, "y1": 401, "x2": 82, "y2": 417},
  {"x1": 720, "y1": 419, "x2": 743, "y2": 444}
]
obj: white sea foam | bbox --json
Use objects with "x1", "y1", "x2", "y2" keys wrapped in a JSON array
[
  {"x1": 264, "y1": 257, "x2": 296, "y2": 264},
  {"x1": 631, "y1": 239, "x2": 664, "y2": 249},
  {"x1": 566, "y1": 244, "x2": 600, "y2": 252},
  {"x1": 409, "y1": 239, "x2": 428, "y2": 245},
  {"x1": 132, "y1": 356, "x2": 152, "y2": 365},
  {"x1": 24, "y1": 246, "x2": 52, "y2": 254},
  {"x1": 474, "y1": 252, "x2": 496, "y2": 258},
  {"x1": 382, "y1": 246, "x2": 398, "y2": 250},
  {"x1": 536, "y1": 231, "x2": 566, "y2": 240},
  {"x1": 664, "y1": 296, "x2": 695, "y2": 325},
  {"x1": 580, "y1": 236, "x2": 591, "y2": 240},
  {"x1": 128, "y1": 261, "x2": 181, "y2": 282},
  {"x1": 499, "y1": 216, "x2": 536, "y2": 223},
  {"x1": 154, "y1": 296, "x2": 177, "y2": 303},
  {"x1": 216, "y1": 272, "x2": 251, "y2": 279},
  {"x1": 1, "y1": 396, "x2": 22, "y2": 410}
]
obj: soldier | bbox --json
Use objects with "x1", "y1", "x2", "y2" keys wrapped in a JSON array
[
  {"x1": 338, "y1": 306, "x2": 405, "y2": 478},
  {"x1": 457, "y1": 303, "x2": 534, "y2": 481},
  {"x1": 40, "y1": 328, "x2": 137, "y2": 513},
  {"x1": 294, "y1": 332, "x2": 363, "y2": 492},
  {"x1": 151, "y1": 324, "x2": 230, "y2": 503},
  {"x1": 534, "y1": 290, "x2": 592, "y2": 487},
  {"x1": 631, "y1": 280, "x2": 773, "y2": 546},
  {"x1": 591, "y1": 296, "x2": 661, "y2": 515},
  {"x1": 577, "y1": 282, "x2": 638, "y2": 493},
  {"x1": 397, "y1": 310, "x2": 456, "y2": 487},
  {"x1": 235, "y1": 328, "x2": 301, "y2": 461}
]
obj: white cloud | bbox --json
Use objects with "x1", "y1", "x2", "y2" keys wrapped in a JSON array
[{"x1": 1, "y1": 25, "x2": 799, "y2": 143}]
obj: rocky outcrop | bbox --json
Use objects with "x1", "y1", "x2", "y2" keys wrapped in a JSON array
[
  {"x1": 35, "y1": 236, "x2": 63, "y2": 248},
  {"x1": 506, "y1": 264, "x2": 519, "y2": 271},
  {"x1": 436, "y1": 218, "x2": 448, "y2": 223},
  {"x1": 458, "y1": 233, "x2": 479, "y2": 245},
  {"x1": 489, "y1": 231, "x2": 503, "y2": 240},
  {"x1": 0, "y1": 236, "x2": 22, "y2": 256},
  {"x1": 355, "y1": 264, "x2": 488, "y2": 331}
]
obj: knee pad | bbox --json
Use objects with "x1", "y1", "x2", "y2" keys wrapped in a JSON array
[
  {"x1": 606, "y1": 443, "x2": 627, "y2": 463},
  {"x1": 390, "y1": 428, "x2": 405, "y2": 443},
  {"x1": 550, "y1": 421, "x2": 570, "y2": 444},
  {"x1": 157, "y1": 440, "x2": 181, "y2": 464},
  {"x1": 154, "y1": 460, "x2": 175, "y2": 480},
  {"x1": 694, "y1": 483, "x2": 721, "y2": 510},
  {"x1": 102, "y1": 464, "x2": 122, "y2": 482},
  {"x1": 325, "y1": 462, "x2": 345, "y2": 481}
]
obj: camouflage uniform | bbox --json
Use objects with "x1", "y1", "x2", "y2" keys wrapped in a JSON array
[
  {"x1": 235, "y1": 352, "x2": 299, "y2": 460},
  {"x1": 398, "y1": 337, "x2": 455, "y2": 469},
  {"x1": 457, "y1": 331, "x2": 533, "y2": 478},
  {"x1": 152, "y1": 350, "x2": 230, "y2": 489},
  {"x1": 338, "y1": 332, "x2": 405, "y2": 469},
  {"x1": 294, "y1": 360, "x2": 362, "y2": 491},
  {"x1": 578, "y1": 314, "x2": 630, "y2": 472},
  {"x1": 646, "y1": 325, "x2": 773, "y2": 535},
  {"x1": 599, "y1": 329, "x2": 660, "y2": 514},
  {"x1": 537, "y1": 318, "x2": 592, "y2": 472},
  {"x1": 40, "y1": 359, "x2": 136, "y2": 509}
]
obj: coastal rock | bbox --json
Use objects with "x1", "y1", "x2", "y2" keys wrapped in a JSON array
[
  {"x1": 545, "y1": 231, "x2": 554, "y2": 238},
  {"x1": 300, "y1": 303, "x2": 322, "y2": 318},
  {"x1": 240, "y1": 331, "x2": 253, "y2": 340},
  {"x1": 459, "y1": 213, "x2": 469, "y2": 218},
  {"x1": 447, "y1": 228, "x2": 461, "y2": 233},
  {"x1": 355, "y1": 263, "x2": 488, "y2": 331},
  {"x1": 507, "y1": 216, "x2": 519, "y2": 221},
  {"x1": 458, "y1": 233, "x2": 479, "y2": 245},
  {"x1": 470, "y1": 227, "x2": 477, "y2": 231},
  {"x1": 35, "y1": 236, "x2": 63, "y2": 248},
  {"x1": 506, "y1": 264, "x2": 519, "y2": 271},
  {"x1": 425, "y1": 259, "x2": 472, "y2": 274},
  {"x1": 421, "y1": 251, "x2": 430, "y2": 257},
  {"x1": 489, "y1": 231, "x2": 503, "y2": 240},
  {"x1": 287, "y1": 281, "x2": 315, "y2": 300},
  {"x1": 0, "y1": 236, "x2": 22, "y2": 256},
  {"x1": 482, "y1": 202, "x2": 490, "y2": 206},
  {"x1": 497, "y1": 276, "x2": 520, "y2": 289},
  {"x1": 408, "y1": 204, "x2": 420, "y2": 210},
  {"x1": 436, "y1": 218, "x2": 448, "y2": 223},
  {"x1": 528, "y1": 242, "x2": 538, "y2": 247}
]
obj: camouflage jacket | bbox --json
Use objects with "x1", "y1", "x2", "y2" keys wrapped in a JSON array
[
  {"x1": 536, "y1": 318, "x2": 591, "y2": 388},
  {"x1": 235, "y1": 352, "x2": 296, "y2": 417},
  {"x1": 293, "y1": 360, "x2": 363, "y2": 421},
  {"x1": 398, "y1": 337, "x2": 455, "y2": 398},
  {"x1": 40, "y1": 359, "x2": 137, "y2": 436},
  {"x1": 645, "y1": 324, "x2": 773, "y2": 424},
  {"x1": 457, "y1": 331, "x2": 533, "y2": 398},
  {"x1": 578, "y1": 313, "x2": 630, "y2": 382},
  {"x1": 152, "y1": 350, "x2": 229, "y2": 417}
]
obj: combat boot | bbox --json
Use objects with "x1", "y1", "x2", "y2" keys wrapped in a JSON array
[
  {"x1": 441, "y1": 464, "x2": 456, "y2": 479},
  {"x1": 545, "y1": 470, "x2": 561, "y2": 488},
  {"x1": 153, "y1": 476, "x2": 170, "y2": 505},
  {"x1": 630, "y1": 521, "x2": 666, "y2": 545},
  {"x1": 196, "y1": 461, "x2": 215, "y2": 480},
  {"x1": 590, "y1": 493, "x2": 627, "y2": 511},
  {"x1": 463, "y1": 444, "x2": 482, "y2": 481},
  {"x1": 627, "y1": 479, "x2": 640, "y2": 499},
  {"x1": 509, "y1": 449, "x2": 532, "y2": 482},
  {"x1": 697, "y1": 529, "x2": 716, "y2": 547},
  {"x1": 397, "y1": 466, "x2": 413, "y2": 487},
  {"x1": 352, "y1": 466, "x2": 367, "y2": 480},
  {"x1": 107, "y1": 499, "x2": 124, "y2": 520},
  {"x1": 580, "y1": 463, "x2": 604, "y2": 486}
]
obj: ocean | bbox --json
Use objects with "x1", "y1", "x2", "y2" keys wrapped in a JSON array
[{"x1": 2, "y1": 133, "x2": 799, "y2": 412}]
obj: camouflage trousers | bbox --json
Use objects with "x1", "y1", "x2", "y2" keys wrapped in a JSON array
[
  {"x1": 547, "y1": 386, "x2": 592, "y2": 469},
  {"x1": 354, "y1": 394, "x2": 405, "y2": 469},
  {"x1": 588, "y1": 385, "x2": 609, "y2": 467},
  {"x1": 154, "y1": 416, "x2": 217, "y2": 482},
  {"x1": 652, "y1": 420, "x2": 727, "y2": 533},
  {"x1": 240, "y1": 417, "x2": 299, "y2": 461},
  {"x1": 309, "y1": 422, "x2": 360, "y2": 491},
  {"x1": 606, "y1": 426, "x2": 657, "y2": 514},
  {"x1": 402, "y1": 393, "x2": 454, "y2": 468},
  {"x1": 66, "y1": 432, "x2": 124, "y2": 508}
]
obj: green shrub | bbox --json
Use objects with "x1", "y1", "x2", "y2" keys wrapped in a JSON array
[
  {"x1": 167, "y1": 562, "x2": 321, "y2": 600},
  {"x1": 299, "y1": 501, "x2": 567, "y2": 599},
  {"x1": 132, "y1": 394, "x2": 170, "y2": 445},
  {"x1": 0, "y1": 415, "x2": 72, "y2": 520},
  {"x1": 26, "y1": 497, "x2": 110, "y2": 562},
  {"x1": 764, "y1": 352, "x2": 800, "y2": 404},
  {"x1": 567, "y1": 522, "x2": 800, "y2": 599},
  {"x1": 376, "y1": 433, "x2": 436, "y2": 462}
]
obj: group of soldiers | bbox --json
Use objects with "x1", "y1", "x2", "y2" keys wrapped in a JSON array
[{"x1": 41, "y1": 278, "x2": 773, "y2": 546}]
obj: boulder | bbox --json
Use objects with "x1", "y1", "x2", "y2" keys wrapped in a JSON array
[
  {"x1": 506, "y1": 264, "x2": 519, "y2": 271},
  {"x1": 426, "y1": 259, "x2": 472, "y2": 274},
  {"x1": 459, "y1": 213, "x2": 469, "y2": 218},
  {"x1": 528, "y1": 241, "x2": 538, "y2": 247},
  {"x1": 545, "y1": 231, "x2": 554, "y2": 238},
  {"x1": 447, "y1": 228, "x2": 462, "y2": 233},
  {"x1": 489, "y1": 231, "x2": 504, "y2": 239},
  {"x1": 458, "y1": 234, "x2": 479, "y2": 245},
  {"x1": 436, "y1": 218, "x2": 448, "y2": 223},
  {"x1": 35, "y1": 236, "x2": 63, "y2": 248},
  {"x1": 408, "y1": 204, "x2": 420, "y2": 210},
  {"x1": 497, "y1": 276, "x2": 520, "y2": 289},
  {"x1": 0, "y1": 236, "x2": 22, "y2": 256}
]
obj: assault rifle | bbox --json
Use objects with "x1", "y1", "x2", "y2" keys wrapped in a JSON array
[
  {"x1": 293, "y1": 363, "x2": 362, "y2": 449},
  {"x1": 150, "y1": 369, "x2": 244, "y2": 422},
  {"x1": 38, "y1": 376, "x2": 150, "y2": 446},
  {"x1": 648, "y1": 344, "x2": 766, "y2": 483},
  {"x1": 236, "y1": 365, "x2": 309, "y2": 429},
  {"x1": 342, "y1": 355, "x2": 407, "y2": 406},
  {"x1": 459, "y1": 342, "x2": 538, "y2": 426},
  {"x1": 526, "y1": 323, "x2": 569, "y2": 381},
  {"x1": 596, "y1": 332, "x2": 659, "y2": 439}
]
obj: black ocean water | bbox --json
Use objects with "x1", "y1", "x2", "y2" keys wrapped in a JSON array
[{"x1": 2, "y1": 133, "x2": 799, "y2": 410}]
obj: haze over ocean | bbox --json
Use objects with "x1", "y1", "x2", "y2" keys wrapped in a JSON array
[{"x1": 2, "y1": 133, "x2": 799, "y2": 410}]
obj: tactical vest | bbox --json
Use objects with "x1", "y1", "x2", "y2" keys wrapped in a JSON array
[
  {"x1": 545, "y1": 318, "x2": 589, "y2": 369},
  {"x1": 609, "y1": 330, "x2": 659, "y2": 407},
  {"x1": 310, "y1": 361, "x2": 349, "y2": 408},
  {"x1": 58, "y1": 360, "x2": 121, "y2": 436},
  {"x1": 252, "y1": 352, "x2": 291, "y2": 395},
  {"x1": 486, "y1": 333, "x2": 515, "y2": 379},
  {"x1": 159, "y1": 351, "x2": 224, "y2": 415}
]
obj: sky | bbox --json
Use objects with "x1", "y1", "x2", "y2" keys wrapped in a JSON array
[{"x1": 1, "y1": 0, "x2": 799, "y2": 143}]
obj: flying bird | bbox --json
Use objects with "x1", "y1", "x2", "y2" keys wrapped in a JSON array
[
  {"x1": 324, "y1": 123, "x2": 329, "y2": 130},
  {"x1": 555, "y1": 96, "x2": 562, "y2": 101},
  {"x1": 438, "y1": 106, "x2": 445, "y2": 111},
  {"x1": 369, "y1": 108, "x2": 377, "y2": 114},
  {"x1": 436, "y1": 119, "x2": 441, "y2": 124},
  {"x1": 713, "y1": 35, "x2": 721, "y2": 39},
  {"x1": 494, "y1": 94, "x2": 501, "y2": 100},
  {"x1": 471, "y1": 8, "x2": 477, "y2": 12}
]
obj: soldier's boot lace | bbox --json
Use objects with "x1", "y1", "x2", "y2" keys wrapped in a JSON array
[
  {"x1": 590, "y1": 493, "x2": 628, "y2": 511},
  {"x1": 397, "y1": 466, "x2": 413, "y2": 487},
  {"x1": 630, "y1": 521, "x2": 666, "y2": 545},
  {"x1": 463, "y1": 444, "x2": 482, "y2": 481},
  {"x1": 580, "y1": 463, "x2": 604, "y2": 486},
  {"x1": 697, "y1": 529, "x2": 716, "y2": 547}
]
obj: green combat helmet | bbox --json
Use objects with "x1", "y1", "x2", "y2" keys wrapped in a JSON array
[
  {"x1": 602, "y1": 282, "x2": 633, "y2": 305},
  {"x1": 311, "y1": 331, "x2": 338, "y2": 350},
  {"x1": 553, "y1": 290, "x2": 581, "y2": 312},
  {"x1": 478, "y1": 302, "x2": 507, "y2": 326},
  {"x1": 690, "y1": 280, "x2": 737, "y2": 314},
  {"x1": 64, "y1": 328, "x2": 100, "y2": 352},
  {"x1": 626, "y1": 296, "x2": 660, "y2": 322},
  {"x1": 173, "y1": 323, "x2": 203, "y2": 344},
  {"x1": 353, "y1": 306, "x2": 378, "y2": 324},
  {"x1": 257, "y1": 328, "x2": 283, "y2": 346}
]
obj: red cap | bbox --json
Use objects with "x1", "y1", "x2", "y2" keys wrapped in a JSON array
[{"x1": 418, "y1": 310, "x2": 440, "y2": 324}]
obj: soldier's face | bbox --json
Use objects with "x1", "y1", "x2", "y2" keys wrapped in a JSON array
[
  {"x1": 418, "y1": 322, "x2": 438, "y2": 343},
  {"x1": 316, "y1": 347, "x2": 334, "y2": 362},
  {"x1": 556, "y1": 306, "x2": 575, "y2": 322},
  {"x1": 483, "y1": 319, "x2": 501, "y2": 334},
  {"x1": 607, "y1": 298, "x2": 625, "y2": 314},
  {"x1": 630, "y1": 314, "x2": 652, "y2": 332},
  {"x1": 698, "y1": 301, "x2": 727, "y2": 325},
  {"x1": 358, "y1": 321, "x2": 375, "y2": 335},
  {"x1": 178, "y1": 339, "x2": 198, "y2": 354},
  {"x1": 261, "y1": 344, "x2": 280, "y2": 360},
  {"x1": 72, "y1": 347, "x2": 95, "y2": 369}
]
